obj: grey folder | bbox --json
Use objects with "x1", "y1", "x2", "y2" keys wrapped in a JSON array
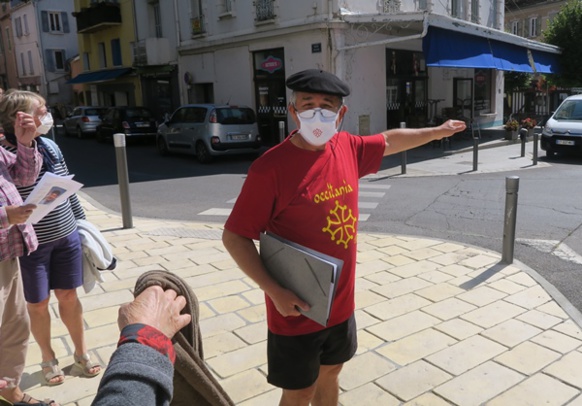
[{"x1": 259, "y1": 232, "x2": 344, "y2": 327}]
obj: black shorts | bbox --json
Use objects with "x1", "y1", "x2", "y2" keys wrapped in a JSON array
[{"x1": 267, "y1": 314, "x2": 357, "y2": 390}]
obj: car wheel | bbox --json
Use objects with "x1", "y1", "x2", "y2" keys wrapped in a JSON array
[
  {"x1": 156, "y1": 136, "x2": 169, "y2": 156},
  {"x1": 76, "y1": 127, "x2": 84, "y2": 139},
  {"x1": 63, "y1": 124, "x2": 71, "y2": 137},
  {"x1": 195, "y1": 141, "x2": 212, "y2": 164}
]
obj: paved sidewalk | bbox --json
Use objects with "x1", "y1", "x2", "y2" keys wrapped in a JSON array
[{"x1": 19, "y1": 191, "x2": 582, "y2": 406}]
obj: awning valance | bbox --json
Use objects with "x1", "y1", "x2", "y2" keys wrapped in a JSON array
[
  {"x1": 67, "y1": 67, "x2": 133, "y2": 84},
  {"x1": 422, "y1": 27, "x2": 559, "y2": 74}
]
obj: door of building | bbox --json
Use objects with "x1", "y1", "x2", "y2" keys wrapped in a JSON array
[
  {"x1": 386, "y1": 77, "x2": 428, "y2": 129},
  {"x1": 386, "y1": 49, "x2": 428, "y2": 129},
  {"x1": 253, "y1": 49, "x2": 287, "y2": 146}
]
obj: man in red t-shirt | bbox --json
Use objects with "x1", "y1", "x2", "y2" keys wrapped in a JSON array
[{"x1": 223, "y1": 69, "x2": 465, "y2": 405}]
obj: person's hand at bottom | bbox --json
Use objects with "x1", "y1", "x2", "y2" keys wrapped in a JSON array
[{"x1": 118, "y1": 286, "x2": 192, "y2": 338}]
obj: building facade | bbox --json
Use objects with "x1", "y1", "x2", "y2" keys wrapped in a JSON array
[
  {"x1": 64, "y1": 1, "x2": 561, "y2": 137},
  {"x1": 170, "y1": 0, "x2": 559, "y2": 145},
  {"x1": 3, "y1": 0, "x2": 78, "y2": 106},
  {"x1": 504, "y1": 0, "x2": 567, "y2": 118},
  {"x1": 0, "y1": 2, "x2": 18, "y2": 90},
  {"x1": 69, "y1": 0, "x2": 139, "y2": 108}
]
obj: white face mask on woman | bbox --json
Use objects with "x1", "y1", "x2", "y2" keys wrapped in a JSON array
[
  {"x1": 296, "y1": 108, "x2": 341, "y2": 147},
  {"x1": 36, "y1": 112, "x2": 54, "y2": 135}
]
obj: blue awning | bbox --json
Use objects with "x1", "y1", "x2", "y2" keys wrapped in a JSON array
[
  {"x1": 422, "y1": 27, "x2": 558, "y2": 73},
  {"x1": 67, "y1": 67, "x2": 133, "y2": 84},
  {"x1": 530, "y1": 50, "x2": 559, "y2": 74}
]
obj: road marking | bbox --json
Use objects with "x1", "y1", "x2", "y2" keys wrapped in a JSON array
[
  {"x1": 199, "y1": 208, "x2": 232, "y2": 216},
  {"x1": 360, "y1": 191, "x2": 385, "y2": 198},
  {"x1": 199, "y1": 181, "x2": 392, "y2": 221},
  {"x1": 517, "y1": 239, "x2": 582, "y2": 265},
  {"x1": 360, "y1": 184, "x2": 392, "y2": 190},
  {"x1": 358, "y1": 202, "x2": 379, "y2": 209}
]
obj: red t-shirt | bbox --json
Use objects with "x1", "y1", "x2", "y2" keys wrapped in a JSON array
[{"x1": 225, "y1": 131, "x2": 386, "y2": 335}]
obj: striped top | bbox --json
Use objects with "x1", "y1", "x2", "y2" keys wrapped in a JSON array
[{"x1": 2, "y1": 137, "x2": 85, "y2": 245}]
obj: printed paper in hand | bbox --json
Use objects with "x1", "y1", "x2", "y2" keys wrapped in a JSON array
[{"x1": 23, "y1": 172, "x2": 83, "y2": 224}]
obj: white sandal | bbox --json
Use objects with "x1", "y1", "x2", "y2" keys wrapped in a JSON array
[{"x1": 73, "y1": 353, "x2": 101, "y2": 378}]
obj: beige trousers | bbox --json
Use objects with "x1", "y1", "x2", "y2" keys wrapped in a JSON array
[{"x1": 0, "y1": 258, "x2": 30, "y2": 385}]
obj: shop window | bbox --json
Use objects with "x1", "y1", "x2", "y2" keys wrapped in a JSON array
[{"x1": 474, "y1": 69, "x2": 492, "y2": 113}]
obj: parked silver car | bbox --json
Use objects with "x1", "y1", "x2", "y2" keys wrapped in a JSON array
[
  {"x1": 63, "y1": 106, "x2": 107, "y2": 138},
  {"x1": 156, "y1": 104, "x2": 262, "y2": 163}
]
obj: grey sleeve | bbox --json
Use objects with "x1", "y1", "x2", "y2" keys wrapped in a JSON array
[{"x1": 91, "y1": 343, "x2": 174, "y2": 406}]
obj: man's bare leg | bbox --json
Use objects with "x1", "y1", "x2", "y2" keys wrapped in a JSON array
[
  {"x1": 312, "y1": 364, "x2": 343, "y2": 406},
  {"x1": 278, "y1": 363, "x2": 343, "y2": 406},
  {"x1": 279, "y1": 383, "x2": 317, "y2": 406}
]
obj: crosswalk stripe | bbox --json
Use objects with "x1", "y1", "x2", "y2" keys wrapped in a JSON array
[
  {"x1": 359, "y1": 202, "x2": 379, "y2": 209},
  {"x1": 200, "y1": 181, "x2": 392, "y2": 219},
  {"x1": 360, "y1": 191, "x2": 385, "y2": 198},
  {"x1": 359, "y1": 184, "x2": 392, "y2": 190},
  {"x1": 199, "y1": 208, "x2": 233, "y2": 216}
]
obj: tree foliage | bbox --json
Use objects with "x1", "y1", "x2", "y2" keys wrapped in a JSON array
[
  {"x1": 504, "y1": 71, "x2": 531, "y2": 93},
  {"x1": 544, "y1": 0, "x2": 582, "y2": 87}
]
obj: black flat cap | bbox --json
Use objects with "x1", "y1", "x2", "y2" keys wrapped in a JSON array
[{"x1": 286, "y1": 69, "x2": 350, "y2": 97}]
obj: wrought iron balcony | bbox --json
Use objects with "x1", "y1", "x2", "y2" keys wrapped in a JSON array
[
  {"x1": 255, "y1": 0, "x2": 275, "y2": 22},
  {"x1": 73, "y1": 2, "x2": 122, "y2": 34}
]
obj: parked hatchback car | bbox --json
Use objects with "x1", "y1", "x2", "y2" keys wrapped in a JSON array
[
  {"x1": 541, "y1": 94, "x2": 582, "y2": 158},
  {"x1": 96, "y1": 106, "x2": 158, "y2": 143},
  {"x1": 63, "y1": 106, "x2": 107, "y2": 138},
  {"x1": 156, "y1": 104, "x2": 262, "y2": 163}
]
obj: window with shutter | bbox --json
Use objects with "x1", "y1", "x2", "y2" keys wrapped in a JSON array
[
  {"x1": 27, "y1": 50, "x2": 33, "y2": 75},
  {"x1": 41, "y1": 11, "x2": 49, "y2": 32},
  {"x1": 44, "y1": 49, "x2": 55, "y2": 72},
  {"x1": 23, "y1": 14, "x2": 29, "y2": 35},
  {"x1": 20, "y1": 52, "x2": 26, "y2": 76},
  {"x1": 54, "y1": 50, "x2": 65, "y2": 71},
  {"x1": 48, "y1": 12, "x2": 62, "y2": 33},
  {"x1": 15, "y1": 17, "x2": 22, "y2": 38},
  {"x1": 61, "y1": 12, "x2": 69, "y2": 33},
  {"x1": 111, "y1": 39, "x2": 122, "y2": 66}
]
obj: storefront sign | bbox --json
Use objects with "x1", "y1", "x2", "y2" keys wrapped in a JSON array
[
  {"x1": 312, "y1": 43, "x2": 322, "y2": 53},
  {"x1": 260, "y1": 56, "x2": 283, "y2": 74},
  {"x1": 475, "y1": 70, "x2": 487, "y2": 87}
]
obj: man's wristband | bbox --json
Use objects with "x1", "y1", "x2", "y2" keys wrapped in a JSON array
[{"x1": 118, "y1": 323, "x2": 176, "y2": 364}]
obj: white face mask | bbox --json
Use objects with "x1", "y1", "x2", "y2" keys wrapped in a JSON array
[
  {"x1": 296, "y1": 108, "x2": 340, "y2": 147},
  {"x1": 36, "y1": 112, "x2": 54, "y2": 135}
]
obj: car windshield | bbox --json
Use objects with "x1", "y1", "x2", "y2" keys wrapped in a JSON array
[
  {"x1": 554, "y1": 100, "x2": 582, "y2": 121},
  {"x1": 85, "y1": 108, "x2": 105, "y2": 116},
  {"x1": 123, "y1": 108, "x2": 152, "y2": 119},
  {"x1": 216, "y1": 108, "x2": 256, "y2": 125}
]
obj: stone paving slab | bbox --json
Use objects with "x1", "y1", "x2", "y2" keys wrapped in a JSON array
[{"x1": 18, "y1": 195, "x2": 582, "y2": 405}]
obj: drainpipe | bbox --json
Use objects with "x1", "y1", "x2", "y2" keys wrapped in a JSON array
[
  {"x1": 496, "y1": 0, "x2": 504, "y2": 30},
  {"x1": 32, "y1": 0, "x2": 47, "y2": 98},
  {"x1": 173, "y1": 0, "x2": 181, "y2": 44}
]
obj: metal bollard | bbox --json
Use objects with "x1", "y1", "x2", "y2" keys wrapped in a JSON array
[
  {"x1": 113, "y1": 133, "x2": 133, "y2": 229},
  {"x1": 520, "y1": 128, "x2": 528, "y2": 157},
  {"x1": 472, "y1": 136, "x2": 478, "y2": 171},
  {"x1": 533, "y1": 132, "x2": 538, "y2": 165},
  {"x1": 502, "y1": 176, "x2": 519, "y2": 264},
  {"x1": 400, "y1": 122, "x2": 407, "y2": 174},
  {"x1": 279, "y1": 121, "x2": 286, "y2": 143}
]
